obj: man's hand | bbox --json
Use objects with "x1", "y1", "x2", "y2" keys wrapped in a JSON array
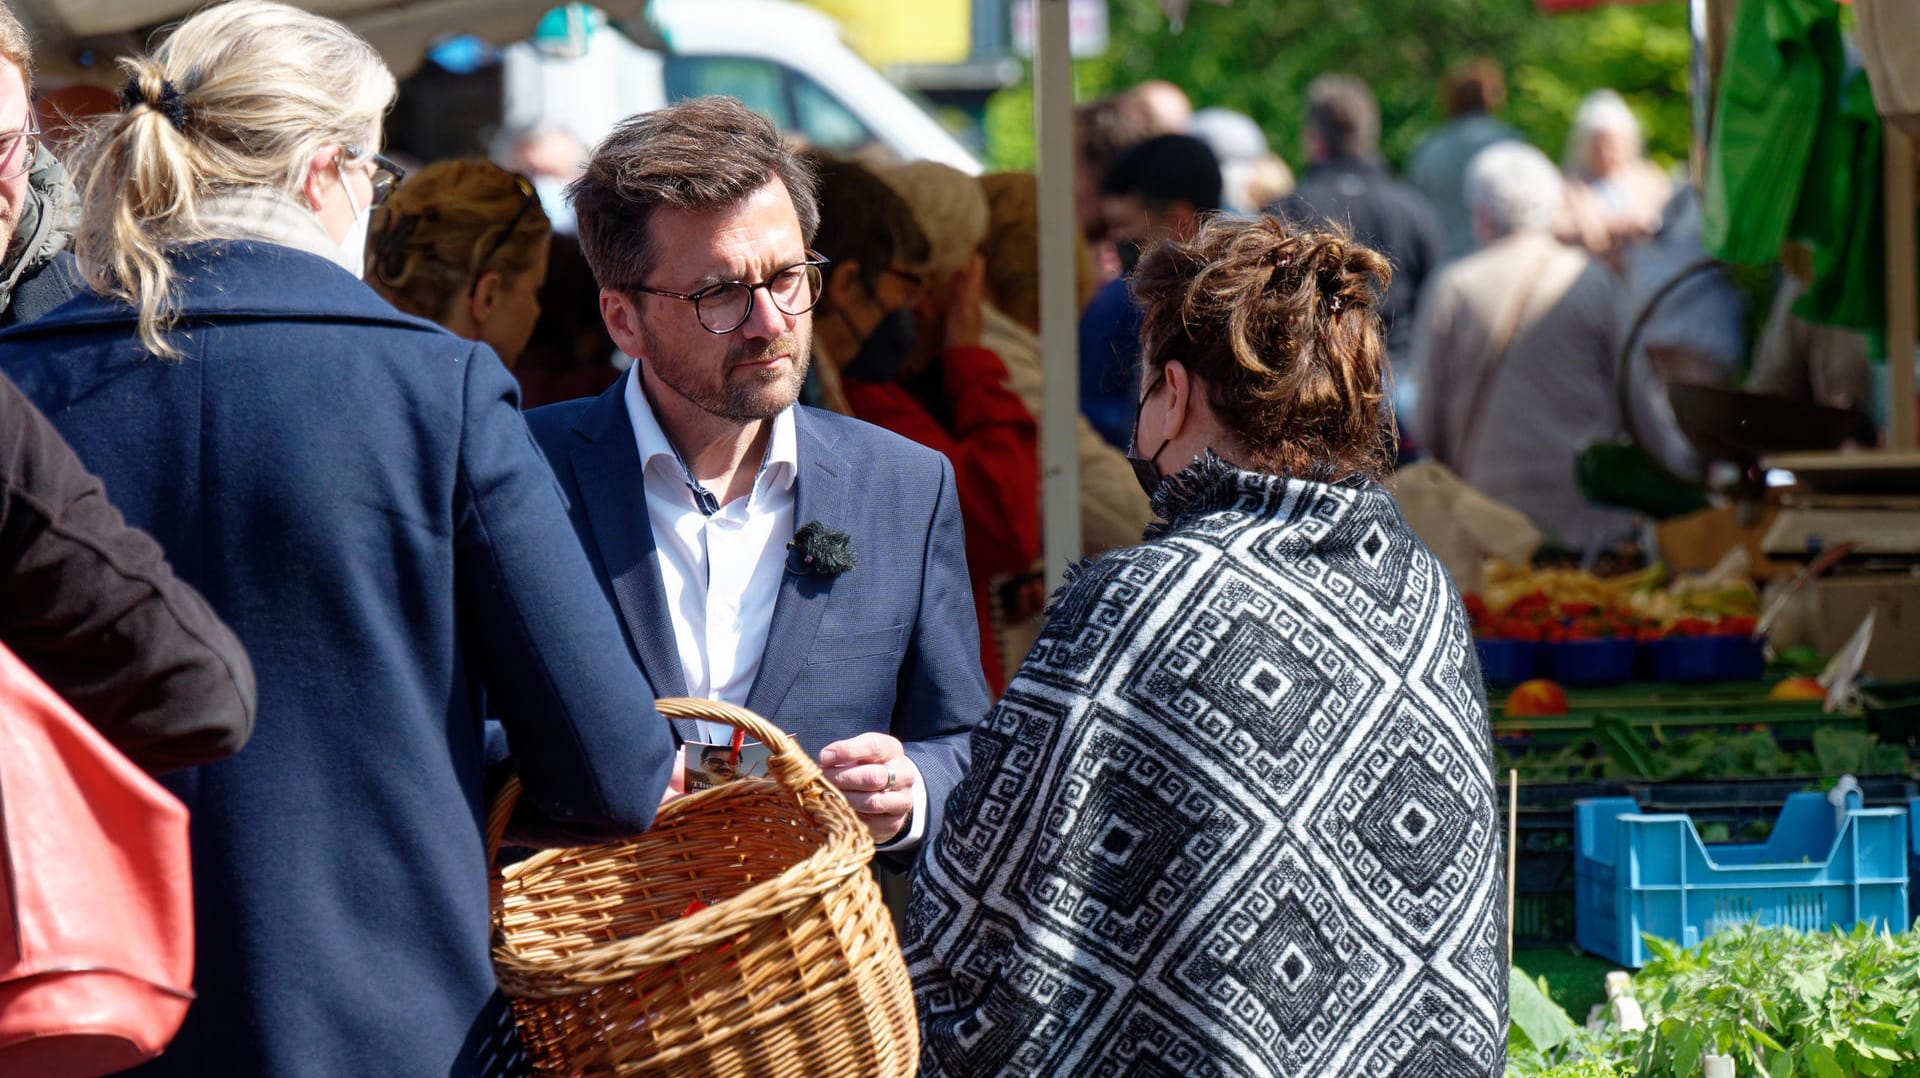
[
  {"x1": 819, "y1": 732, "x2": 916, "y2": 844},
  {"x1": 942, "y1": 252, "x2": 986, "y2": 350}
]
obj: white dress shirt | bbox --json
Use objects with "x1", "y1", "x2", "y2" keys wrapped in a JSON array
[{"x1": 624, "y1": 372, "x2": 925, "y2": 847}]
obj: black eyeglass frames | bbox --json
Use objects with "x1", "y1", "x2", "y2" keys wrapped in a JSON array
[
  {"x1": 468, "y1": 175, "x2": 539, "y2": 297},
  {"x1": 628, "y1": 254, "x2": 831, "y2": 335},
  {"x1": 343, "y1": 144, "x2": 406, "y2": 207}
]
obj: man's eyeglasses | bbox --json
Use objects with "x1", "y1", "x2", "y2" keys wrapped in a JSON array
[
  {"x1": 469, "y1": 175, "x2": 538, "y2": 297},
  {"x1": 0, "y1": 122, "x2": 40, "y2": 181},
  {"x1": 343, "y1": 144, "x2": 406, "y2": 207},
  {"x1": 629, "y1": 254, "x2": 830, "y2": 335}
]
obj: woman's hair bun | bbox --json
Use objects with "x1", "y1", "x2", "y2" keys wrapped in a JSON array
[{"x1": 1128, "y1": 212, "x2": 1397, "y2": 483}]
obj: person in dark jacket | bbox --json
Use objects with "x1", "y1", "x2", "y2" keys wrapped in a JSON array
[
  {"x1": 0, "y1": 3, "x2": 678, "y2": 1074},
  {"x1": 1273, "y1": 74, "x2": 1442, "y2": 372},
  {"x1": 1079, "y1": 133, "x2": 1222, "y2": 450},
  {"x1": 0, "y1": 372, "x2": 255, "y2": 772},
  {"x1": 0, "y1": 3, "x2": 83, "y2": 328}
]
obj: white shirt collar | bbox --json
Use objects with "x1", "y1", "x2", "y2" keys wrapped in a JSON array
[{"x1": 624, "y1": 366, "x2": 799, "y2": 499}]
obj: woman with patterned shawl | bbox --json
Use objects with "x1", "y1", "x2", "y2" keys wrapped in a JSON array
[{"x1": 906, "y1": 216, "x2": 1506, "y2": 1076}]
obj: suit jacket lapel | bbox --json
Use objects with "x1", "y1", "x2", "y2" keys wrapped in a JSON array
[
  {"x1": 568, "y1": 376, "x2": 690, "y2": 710},
  {"x1": 745, "y1": 409, "x2": 849, "y2": 722}
]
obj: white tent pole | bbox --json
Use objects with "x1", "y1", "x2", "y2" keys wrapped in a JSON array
[{"x1": 1035, "y1": 0, "x2": 1083, "y2": 587}]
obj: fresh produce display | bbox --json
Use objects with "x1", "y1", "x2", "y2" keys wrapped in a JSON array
[
  {"x1": 1470, "y1": 564, "x2": 1760, "y2": 642},
  {"x1": 1492, "y1": 724, "x2": 1907, "y2": 784},
  {"x1": 1507, "y1": 926, "x2": 1920, "y2": 1077},
  {"x1": 1468, "y1": 565, "x2": 1767, "y2": 686}
]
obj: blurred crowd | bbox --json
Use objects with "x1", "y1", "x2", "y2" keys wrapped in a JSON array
[
  {"x1": 0, "y1": 13, "x2": 1879, "y2": 708},
  {"x1": 381, "y1": 63, "x2": 1870, "y2": 645}
]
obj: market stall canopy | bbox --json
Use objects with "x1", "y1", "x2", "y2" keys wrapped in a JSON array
[{"x1": 8, "y1": 0, "x2": 648, "y2": 81}]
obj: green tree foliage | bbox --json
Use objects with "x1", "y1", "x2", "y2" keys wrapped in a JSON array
[{"x1": 986, "y1": 0, "x2": 1693, "y2": 175}]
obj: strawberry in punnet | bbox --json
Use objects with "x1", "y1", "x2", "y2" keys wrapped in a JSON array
[
  {"x1": 1508, "y1": 590, "x2": 1552, "y2": 619},
  {"x1": 1463, "y1": 593, "x2": 1489, "y2": 627},
  {"x1": 1497, "y1": 618, "x2": 1542, "y2": 642}
]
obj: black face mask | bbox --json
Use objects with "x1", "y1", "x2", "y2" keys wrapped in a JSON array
[
  {"x1": 1115, "y1": 238, "x2": 1143, "y2": 277},
  {"x1": 840, "y1": 305, "x2": 918, "y2": 384},
  {"x1": 1125, "y1": 371, "x2": 1170, "y2": 498}
]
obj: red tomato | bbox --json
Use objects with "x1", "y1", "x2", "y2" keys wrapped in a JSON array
[{"x1": 1509, "y1": 591, "x2": 1552, "y2": 618}]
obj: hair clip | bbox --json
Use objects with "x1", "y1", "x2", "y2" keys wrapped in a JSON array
[
  {"x1": 1328, "y1": 295, "x2": 1344, "y2": 315},
  {"x1": 119, "y1": 78, "x2": 189, "y2": 132},
  {"x1": 1263, "y1": 250, "x2": 1291, "y2": 268}
]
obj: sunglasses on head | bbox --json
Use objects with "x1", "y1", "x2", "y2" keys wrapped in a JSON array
[{"x1": 469, "y1": 175, "x2": 539, "y2": 297}]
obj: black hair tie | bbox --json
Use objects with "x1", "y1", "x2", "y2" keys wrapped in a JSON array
[{"x1": 119, "y1": 78, "x2": 189, "y2": 132}]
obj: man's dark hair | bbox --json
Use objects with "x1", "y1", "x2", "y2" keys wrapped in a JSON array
[
  {"x1": 567, "y1": 96, "x2": 820, "y2": 292},
  {"x1": 1101, "y1": 134, "x2": 1223, "y2": 215},
  {"x1": 1444, "y1": 60, "x2": 1505, "y2": 118},
  {"x1": 1305, "y1": 74, "x2": 1380, "y2": 159},
  {"x1": 803, "y1": 150, "x2": 929, "y2": 294}
]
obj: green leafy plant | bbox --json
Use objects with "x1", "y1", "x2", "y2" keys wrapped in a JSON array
[{"x1": 1508, "y1": 927, "x2": 1920, "y2": 1077}]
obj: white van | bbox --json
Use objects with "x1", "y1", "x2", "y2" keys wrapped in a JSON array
[{"x1": 500, "y1": 0, "x2": 981, "y2": 173}]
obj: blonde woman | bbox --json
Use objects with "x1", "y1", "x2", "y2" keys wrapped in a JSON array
[
  {"x1": 0, "y1": 3, "x2": 676, "y2": 1073},
  {"x1": 368, "y1": 158, "x2": 550, "y2": 365}
]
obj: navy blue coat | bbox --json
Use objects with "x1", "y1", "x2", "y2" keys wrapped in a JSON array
[
  {"x1": 524, "y1": 375, "x2": 988, "y2": 851},
  {"x1": 0, "y1": 243, "x2": 677, "y2": 1076}
]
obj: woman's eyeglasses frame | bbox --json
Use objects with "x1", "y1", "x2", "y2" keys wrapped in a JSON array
[{"x1": 343, "y1": 143, "x2": 406, "y2": 207}]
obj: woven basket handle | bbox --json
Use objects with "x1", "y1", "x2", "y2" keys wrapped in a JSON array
[{"x1": 485, "y1": 698, "x2": 824, "y2": 866}]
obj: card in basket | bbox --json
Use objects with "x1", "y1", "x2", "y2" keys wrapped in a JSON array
[{"x1": 683, "y1": 739, "x2": 772, "y2": 793}]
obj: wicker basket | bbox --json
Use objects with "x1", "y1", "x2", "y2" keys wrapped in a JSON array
[{"x1": 486, "y1": 698, "x2": 919, "y2": 1076}]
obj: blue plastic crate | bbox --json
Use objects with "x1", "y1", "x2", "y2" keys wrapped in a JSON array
[
  {"x1": 1910, "y1": 797, "x2": 1920, "y2": 926},
  {"x1": 1574, "y1": 791, "x2": 1910, "y2": 966}
]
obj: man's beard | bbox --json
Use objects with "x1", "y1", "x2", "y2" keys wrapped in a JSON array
[
  {"x1": 643, "y1": 324, "x2": 812, "y2": 423},
  {"x1": 0, "y1": 188, "x2": 24, "y2": 263}
]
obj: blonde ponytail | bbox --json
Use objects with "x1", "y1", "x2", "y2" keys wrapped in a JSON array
[{"x1": 66, "y1": 0, "x2": 396, "y2": 359}]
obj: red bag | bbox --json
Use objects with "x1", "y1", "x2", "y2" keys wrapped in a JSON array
[{"x1": 0, "y1": 640, "x2": 195, "y2": 1075}]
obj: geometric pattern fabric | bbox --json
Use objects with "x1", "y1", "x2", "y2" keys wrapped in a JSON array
[{"x1": 907, "y1": 456, "x2": 1507, "y2": 1076}]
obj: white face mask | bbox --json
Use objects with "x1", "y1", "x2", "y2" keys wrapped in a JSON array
[
  {"x1": 531, "y1": 176, "x2": 576, "y2": 236},
  {"x1": 330, "y1": 161, "x2": 371, "y2": 279}
]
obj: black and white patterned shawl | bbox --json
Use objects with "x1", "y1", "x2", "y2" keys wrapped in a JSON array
[{"x1": 906, "y1": 455, "x2": 1507, "y2": 1077}]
